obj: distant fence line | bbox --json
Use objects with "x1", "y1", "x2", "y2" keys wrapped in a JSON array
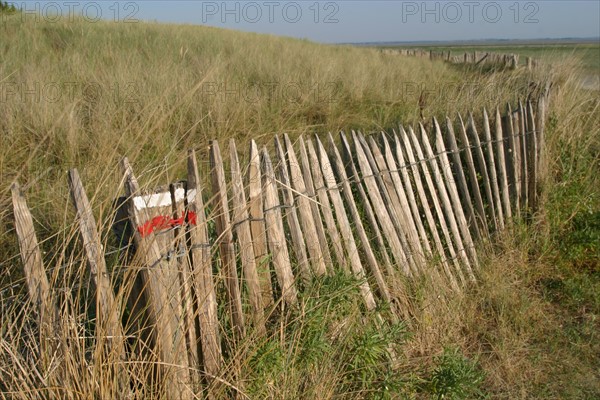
[
  {"x1": 10, "y1": 91, "x2": 549, "y2": 398},
  {"x1": 382, "y1": 48, "x2": 539, "y2": 70}
]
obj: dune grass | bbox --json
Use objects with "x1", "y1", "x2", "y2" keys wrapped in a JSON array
[{"x1": 1, "y1": 14, "x2": 599, "y2": 399}]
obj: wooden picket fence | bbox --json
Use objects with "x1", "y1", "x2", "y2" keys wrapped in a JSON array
[
  {"x1": 10, "y1": 94, "x2": 548, "y2": 398},
  {"x1": 383, "y1": 48, "x2": 538, "y2": 70}
]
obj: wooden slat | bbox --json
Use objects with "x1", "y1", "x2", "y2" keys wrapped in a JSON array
[
  {"x1": 247, "y1": 141, "x2": 274, "y2": 308},
  {"x1": 504, "y1": 104, "x2": 521, "y2": 216},
  {"x1": 274, "y1": 136, "x2": 311, "y2": 284},
  {"x1": 518, "y1": 102, "x2": 529, "y2": 211},
  {"x1": 297, "y1": 136, "x2": 334, "y2": 272},
  {"x1": 68, "y1": 169, "x2": 130, "y2": 394},
  {"x1": 358, "y1": 132, "x2": 417, "y2": 275},
  {"x1": 136, "y1": 183, "x2": 186, "y2": 372},
  {"x1": 399, "y1": 127, "x2": 463, "y2": 286},
  {"x1": 327, "y1": 133, "x2": 396, "y2": 312},
  {"x1": 283, "y1": 134, "x2": 327, "y2": 276},
  {"x1": 186, "y1": 149, "x2": 222, "y2": 378},
  {"x1": 339, "y1": 132, "x2": 394, "y2": 275},
  {"x1": 314, "y1": 136, "x2": 377, "y2": 312},
  {"x1": 229, "y1": 139, "x2": 266, "y2": 335},
  {"x1": 11, "y1": 183, "x2": 57, "y2": 356},
  {"x1": 467, "y1": 113, "x2": 498, "y2": 232},
  {"x1": 209, "y1": 141, "x2": 245, "y2": 339},
  {"x1": 261, "y1": 147, "x2": 299, "y2": 307},
  {"x1": 410, "y1": 125, "x2": 468, "y2": 284},
  {"x1": 433, "y1": 119, "x2": 479, "y2": 271},
  {"x1": 444, "y1": 118, "x2": 482, "y2": 241},
  {"x1": 170, "y1": 182, "x2": 200, "y2": 390},
  {"x1": 352, "y1": 131, "x2": 411, "y2": 277},
  {"x1": 381, "y1": 134, "x2": 432, "y2": 260},
  {"x1": 482, "y1": 109, "x2": 505, "y2": 230},
  {"x1": 305, "y1": 138, "x2": 349, "y2": 272},
  {"x1": 395, "y1": 128, "x2": 454, "y2": 281},
  {"x1": 457, "y1": 114, "x2": 489, "y2": 236},
  {"x1": 428, "y1": 118, "x2": 477, "y2": 274},
  {"x1": 119, "y1": 158, "x2": 191, "y2": 400},
  {"x1": 494, "y1": 108, "x2": 512, "y2": 223},
  {"x1": 536, "y1": 96, "x2": 547, "y2": 185},
  {"x1": 367, "y1": 135, "x2": 425, "y2": 273},
  {"x1": 526, "y1": 101, "x2": 538, "y2": 212}
]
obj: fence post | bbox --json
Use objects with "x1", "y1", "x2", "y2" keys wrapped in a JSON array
[
  {"x1": 482, "y1": 109, "x2": 505, "y2": 230},
  {"x1": 444, "y1": 118, "x2": 482, "y2": 241},
  {"x1": 467, "y1": 112, "x2": 499, "y2": 232},
  {"x1": 457, "y1": 114, "x2": 489, "y2": 236},
  {"x1": 247, "y1": 141, "x2": 275, "y2": 308},
  {"x1": 305, "y1": 138, "x2": 349, "y2": 271},
  {"x1": 119, "y1": 158, "x2": 191, "y2": 400},
  {"x1": 296, "y1": 135, "x2": 334, "y2": 272},
  {"x1": 68, "y1": 169, "x2": 131, "y2": 396},
  {"x1": 229, "y1": 139, "x2": 266, "y2": 335},
  {"x1": 526, "y1": 101, "x2": 538, "y2": 213},
  {"x1": 283, "y1": 134, "x2": 328, "y2": 277},
  {"x1": 381, "y1": 133, "x2": 433, "y2": 261},
  {"x1": 210, "y1": 141, "x2": 246, "y2": 340},
  {"x1": 186, "y1": 149, "x2": 223, "y2": 381},
  {"x1": 327, "y1": 133, "x2": 396, "y2": 314},
  {"x1": 274, "y1": 136, "x2": 311, "y2": 284},
  {"x1": 409, "y1": 125, "x2": 467, "y2": 285},
  {"x1": 261, "y1": 147, "x2": 299, "y2": 307},
  {"x1": 339, "y1": 132, "x2": 393, "y2": 271},
  {"x1": 315, "y1": 136, "x2": 377, "y2": 312},
  {"x1": 11, "y1": 183, "x2": 58, "y2": 368},
  {"x1": 398, "y1": 126, "x2": 462, "y2": 286},
  {"x1": 433, "y1": 119, "x2": 479, "y2": 271},
  {"x1": 494, "y1": 108, "x2": 513, "y2": 223},
  {"x1": 352, "y1": 131, "x2": 411, "y2": 276}
]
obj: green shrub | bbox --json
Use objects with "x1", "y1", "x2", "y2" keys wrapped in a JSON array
[{"x1": 427, "y1": 347, "x2": 486, "y2": 399}]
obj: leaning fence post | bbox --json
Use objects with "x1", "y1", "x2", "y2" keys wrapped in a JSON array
[
  {"x1": 283, "y1": 134, "x2": 328, "y2": 277},
  {"x1": 119, "y1": 158, "x2": 191, "y2": 400},
  {"x1": 247, "y1": 141, "x2": 275, "y2": 308},
  {"x1": 67, "y1": 169, "x2": 131, "y2": 395},
  {"x1": 327, "y1": 133, "x2": 397, "y2": 315},
  {"x1": 315, "y1": 135, "x2": 377, "y2": 312},
  {"x1": 274, "y1": 136, "x2": 311, "y2": 284},
  {"x1": 399, "y1": 126, "x2": 461, "y2": 287},
  {"x1": 209, "y1": 141, "x2": 246, "y2": 340},
  {"x1": 186, "y1": 149, "x2": 223, "y2": 381},
  {"x1": 229, "y1": 139, "x2": 266, "y2": 335},
  {"x1": 482, "y1": 108, "x2": 504, "y2": 230},
  {"x1": 467, "y1": 112, "x2": 499, "y2": 232},
  {"x1": 306, "y1": 137, "x2": 348, "y2": 271},
  {"x1": 457, "y1": 113, "x2": 489, "y2": 237},
  {"x1": 11, "y1": 183, "x2": 58, "y2": 366},
  {"x1": 526, "y1": 101, "x2": 538, "y2": 213},
  {"x1": 409, "y1": 125, "x2": 467, "y2": 285},
  {"x1": 494, "y1": 108, "x2": 513, "y2": 223},
  {"x1": 261, "y1": 147, "x2": 299, "y2": 307},
  {"x1": 296, "y1": 135, "x2": 334, "y2": 272}
]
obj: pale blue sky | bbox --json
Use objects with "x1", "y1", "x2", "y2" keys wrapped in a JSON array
[{"x1": 16, "y1": 1, "x2": 600, "y2": 43}]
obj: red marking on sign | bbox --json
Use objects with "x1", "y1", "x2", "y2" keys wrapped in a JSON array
[{"x1": 137, "y1": 211, "x2": 198, "y2": 237}]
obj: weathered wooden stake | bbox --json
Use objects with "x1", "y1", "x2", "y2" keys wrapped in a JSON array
[
  {"x1": 120, "y1": 158, "x2": 191, "y2": 400},
  {"x1": 283, "y1": 134, "x2": 327, "y2": 276},
  {"x1": 247, "y1": 141, "x2": 275, "y2": 308},
  {"x1": 274, "y1": 136, "x2": 311, "y2": 284},
  {"x1": 68, "y1": 169, "x2": 131, "y2": 395},
  {"x1": 230, "y1": 140, "x2": 266, "y2": 335},
  {"x1": 261, "y1": 148, "x2": 299, "y2": 307},
  {"x1": 209, "y1": 141, "x2": 245, "y2": 340},
  {"x1": 187, "y1": 149, "x2": 223, "y2": 379}
]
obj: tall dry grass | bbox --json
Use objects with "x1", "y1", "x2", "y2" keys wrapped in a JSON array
[{"x1": 1, "y1": 13, "x2": 598, "y2": 399}]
